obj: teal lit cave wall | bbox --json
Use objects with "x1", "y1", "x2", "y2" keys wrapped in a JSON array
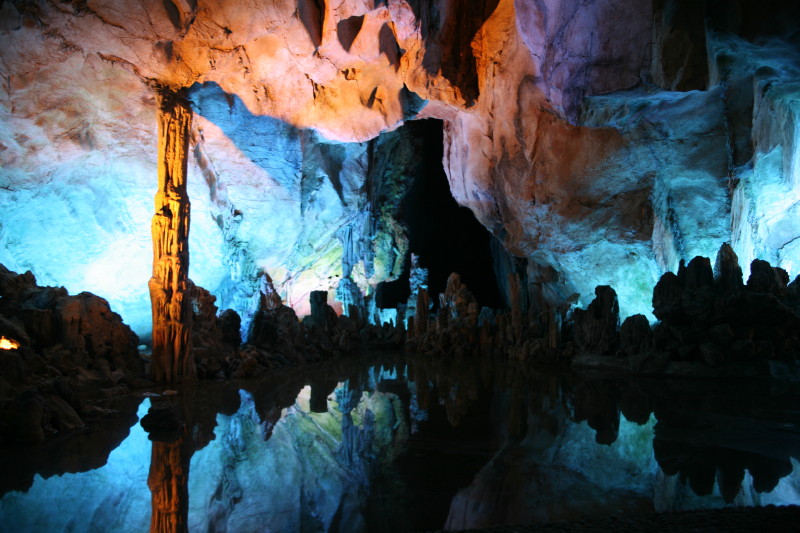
[{"x1": 0, "y1": 79, "x2": 430, "y2": 341}]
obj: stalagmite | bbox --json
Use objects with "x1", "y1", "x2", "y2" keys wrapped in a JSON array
[
  {"x1": 149, "y1": 89, "x2": 195, "y2": 384},
  {"x1": 415, "y1": 288, "x2": 429, "y2": 337}
]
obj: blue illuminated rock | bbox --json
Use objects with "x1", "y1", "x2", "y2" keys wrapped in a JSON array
[{"x1": 0, "y1": 0, "x2": 798, "y2": 347}]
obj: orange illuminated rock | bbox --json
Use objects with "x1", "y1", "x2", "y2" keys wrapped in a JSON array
[
  {"x1": 1, "y1": 0, "x2": 799, "y2": 340},
  {"x1": 148, "y1": 438, "x2": 191, "y2": 533},
  {"x1": 149, "y1": 89, "x2": 195, "y2": 385},
  {"x1": 0, "y1": 336, "x2": 19, "y2": 350}
]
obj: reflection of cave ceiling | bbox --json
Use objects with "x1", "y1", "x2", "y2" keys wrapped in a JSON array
[{"x1": 1, "y1": 0, "x2": 799, "y2": 337}]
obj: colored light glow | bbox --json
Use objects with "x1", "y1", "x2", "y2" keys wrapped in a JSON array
[
  {"x1": 732, "y1": 144, "x2": 800, "y2": 281},
  {"x1": 0, "y1": 336, "x2": 19, "y2": 350}
]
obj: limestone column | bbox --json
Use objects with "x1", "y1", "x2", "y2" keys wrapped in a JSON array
[{"x1": 149, "y1": 88, "x2": 195, "y2": 384}]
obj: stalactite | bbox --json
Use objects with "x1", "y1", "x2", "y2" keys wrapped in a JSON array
[
  {"x1": 149, "y1": 88, "x2": 195, "y2": 384},
  {"x1": 148, "y1": 438, "x2": 191, "y2": 533}
]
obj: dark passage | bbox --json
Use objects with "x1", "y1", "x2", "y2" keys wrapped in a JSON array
[{"x1": 375, "y1": 119, "x2": 501, "y2": 310}]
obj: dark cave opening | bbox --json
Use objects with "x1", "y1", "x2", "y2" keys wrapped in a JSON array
[{"x1": 375, "y1": 119, "x2": 502, "y2": 311}]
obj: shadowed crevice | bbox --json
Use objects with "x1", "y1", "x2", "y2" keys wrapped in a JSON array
[{"x1": 338, "y1": 14, "x2": 365, "y2": 52}]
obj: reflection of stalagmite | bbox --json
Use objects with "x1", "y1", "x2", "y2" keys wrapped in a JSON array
[
  {"x1": 142, "y1": 399, "x2": 194, "y2": 533},
  {"x1": 149, "y1": 89, "x2": 195, "y2": 384},
  {"x1": 148, "y1": 438, "x2": 191, "y2": 533},
  {"x1": 147, "y1": 438, "x2": 191, "y2": 533}
]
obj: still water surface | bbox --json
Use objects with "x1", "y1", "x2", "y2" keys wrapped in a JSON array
[{"x1": 1, "y1": 353, "x2": 799, "y2": 532}]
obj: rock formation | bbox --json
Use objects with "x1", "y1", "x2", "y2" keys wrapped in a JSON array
[
  {"x1": 149, "y1": 89, "x2": 195, "y2": 385},
  {"x1": 572, "y1": 243, "x2": 800, "y2": 375},
  {"x1": 241, "y1": 272, "x2": 405, "y2": 371},
  {"x1": 0, "y1": 1, "x2": 797, "y2": 340},
  {"x1": 190, "y1": 286, "x2": 241, "y2": 378},
  {"x1": 0, "y1": 264, "x2": 145, "y2": 443},
  {"x1": 573, "y1": 286, "x2": 620, "y2": 356}
]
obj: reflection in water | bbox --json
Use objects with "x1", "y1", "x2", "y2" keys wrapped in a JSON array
[
  {"x1": 187, "y1": 384, "x2": 408, "y2": 532},
  {"x1": 1, "y1": 354, "x2": 799, "y2": 532},
  {"x1": 149, "y1": 438, "x2": 191, "y2": 533},
  {"x1": 0, "y1": 400, "x2": 152, "y2": 531}
]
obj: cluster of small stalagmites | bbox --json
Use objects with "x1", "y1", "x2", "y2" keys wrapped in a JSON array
[
  {"x1": 193, "y1": 272, "x2": 407, "y2": 380},
  {"x1": 359, "y1": 315, "x2": 406, "y2": 350},
  {"x1": 574, "y1": 243, "x2": 800, "y2": 373},
  {"x1": 407, "y1": 273, "x2": 483, "y2": 357},
  {"x1": 0, "y1": 264, "x2": 145, "y2": 443},
  {"x1": 405, "y1": 272, "x2": 567, "y2": 361},
  {"x1": 235, "y1": 276, "x2": 401, "y2": 377}
]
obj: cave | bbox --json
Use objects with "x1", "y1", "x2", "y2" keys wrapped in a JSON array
[
  {"x1": 2, "y1": 1, "x2": 800, "y2": 532},
  {"x1": 374, "y1": 119, "x2": 502, "y2": 313}
]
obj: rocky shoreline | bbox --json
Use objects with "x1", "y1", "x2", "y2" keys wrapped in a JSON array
[
  {"x1": 426, "y1": 504, "x2": 800, "y2": 533},
  {"x1": 572, "y1": 243, "x2": 800, "y2": 376},
  {"x1": 2, "y1": 242, "x2": 799, "y2": 445}
]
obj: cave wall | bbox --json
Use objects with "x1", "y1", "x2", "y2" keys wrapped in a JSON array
[
  {"x1": 1, "y1": 0, "x2": 799, "y2": 335},
  {"x1": 440, "y1": 0, "x2": 800, "y2": 317}
]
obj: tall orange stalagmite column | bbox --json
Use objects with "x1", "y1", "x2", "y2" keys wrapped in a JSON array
[{"x1": 149, "y1": 88, "x2": 195, "y2": 384}]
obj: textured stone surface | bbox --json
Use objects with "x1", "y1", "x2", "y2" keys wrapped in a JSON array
[
  {"x1": 0, "y1": 263, "x2": 145, "y2": 443},
  {"x1": 149, "y1": 90, "x2": 194, "y2": 384},
  {"x1": 0, "y1": 0, "x2": 799, "y2": 340}
]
